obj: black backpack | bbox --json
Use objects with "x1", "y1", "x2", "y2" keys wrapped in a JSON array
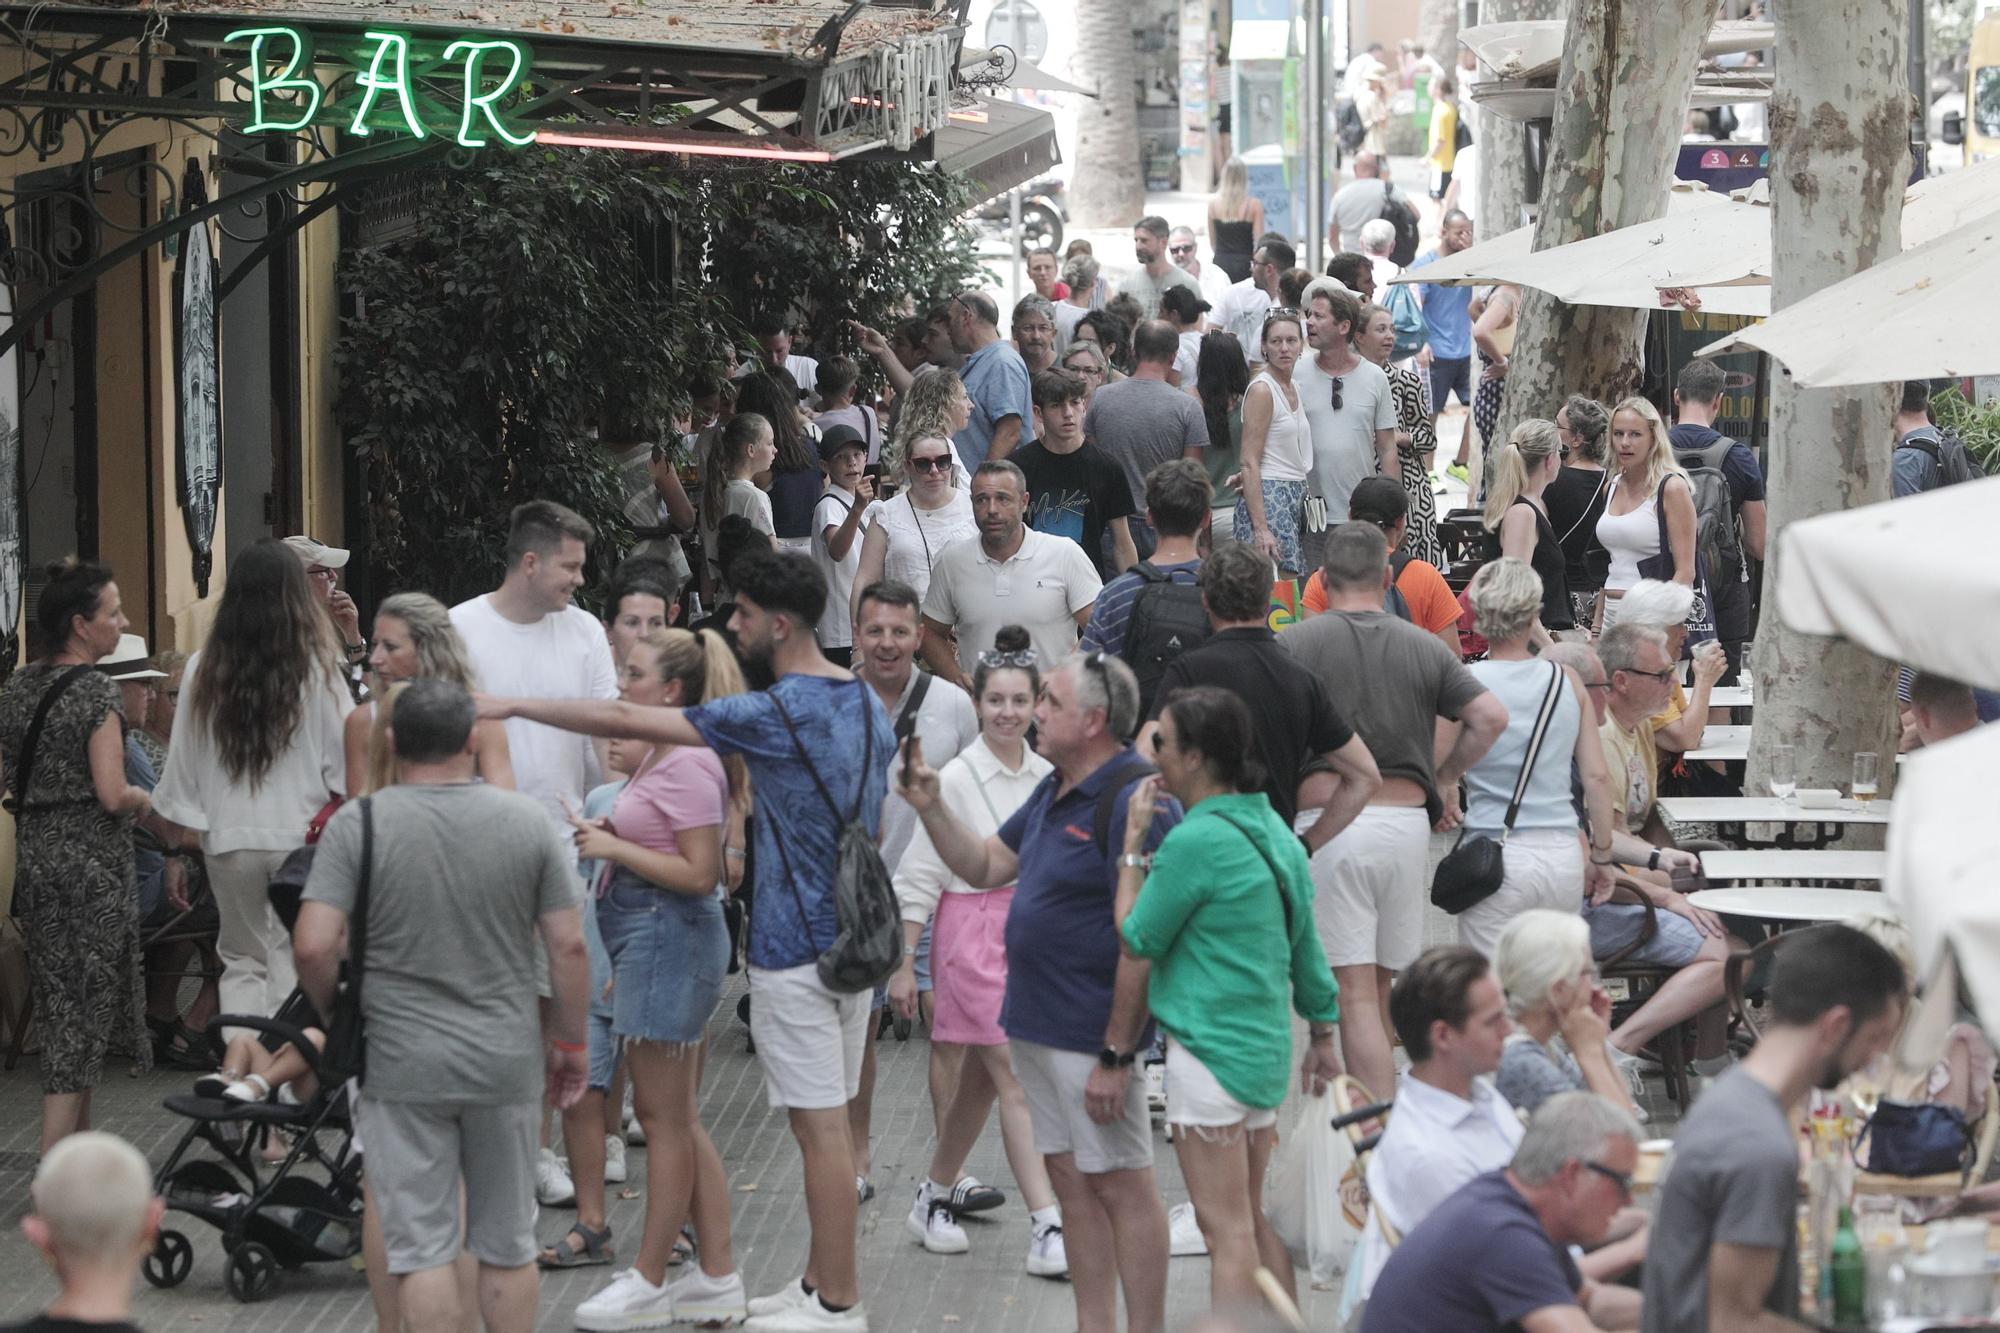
[
  {"x1": 1898, "y1": 428, "x2": 1984, "y2": 489},
  {"x1": 1381, "y1": 184, "x2": 1421, "y2": 268},
  {"x1": 1673, "y1": 438, "x2": 1747, "y2": 589},
  {"x1": 1121, "y1": 562, "x2": 1212, "y2": 717},
  {"x1": 1337, "y1": 98, "x2": 1367, "y2": 154}
]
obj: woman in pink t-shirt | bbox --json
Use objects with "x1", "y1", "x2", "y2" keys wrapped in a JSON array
[{"x1": 565, "y1": 628, "x2": 752, "y2": 1325}]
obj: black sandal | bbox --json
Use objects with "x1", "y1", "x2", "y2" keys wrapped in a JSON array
[
  {"x1": 150, "y1": 1017, "x2": 219, "y2": 1071},
  {"x1": 537, "y1": 1222, "x2": 614, "y2": 1269}
]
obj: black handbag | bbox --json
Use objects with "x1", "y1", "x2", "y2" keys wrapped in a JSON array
[
  {"x1": 1855, "y1": 1099, "x2": 1973, "y2": 1178},
  {"x1": 1431, "y1": 664, "x2": 1567, "y2": 915},
  {"x1": 318, "y1": 797, "x2": 373, "y2": 1087}
]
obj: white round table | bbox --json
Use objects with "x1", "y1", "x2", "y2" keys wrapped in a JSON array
[{"x1": 1686, "y1": 886, "x2": 1888, "y2": 923}]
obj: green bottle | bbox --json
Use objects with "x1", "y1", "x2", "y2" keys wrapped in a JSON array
[{"x1": 1829, "y1": 1204, "x2": 1866, "y2": 1326}]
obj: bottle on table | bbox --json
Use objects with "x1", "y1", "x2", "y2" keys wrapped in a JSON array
[{"x1": 1830, "y1": 1204, "x2": 1866, "y2": 1325}]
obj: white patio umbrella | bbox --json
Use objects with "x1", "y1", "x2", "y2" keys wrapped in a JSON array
[
  {"x1": 1694, "y1": 213, "x2": 2000, "y2": 384},
  {"x1": 1772, "y1": 479, "x2": 2000, "y2": 1052}
]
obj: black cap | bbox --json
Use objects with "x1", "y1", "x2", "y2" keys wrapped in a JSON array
[{"x1": 817, "y1": 424, "x2": 867, "y2": 462}]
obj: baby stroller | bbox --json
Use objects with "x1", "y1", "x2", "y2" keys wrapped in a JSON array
[{"x1": 143, "y1": 993, "x2": 363, "y2": 1303}]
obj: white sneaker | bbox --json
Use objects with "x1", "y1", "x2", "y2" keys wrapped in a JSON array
[
  {"x1": 574, "y1": 1268, "x2": 674, "y2": 1331},
  {"x1": 538, "y1": 1147, "x2": 577, "y2": 1207},
  {"x1": 1606, "y1": 1045, "x2": 1653, "y2": 1124},
  {"x1": 1168, "y1": 1201, "x2": 1207, "y2": 1257},
  {"x1": 1025, "y1": 1223, "x2": 1068, "y2": 1277},
  {"x1": 625, "y1": 1111, "x2": 646, "y2": 1146},
  {"x1": 664, "y1": 1266, "x2": 747, "y2": 1325},
  {"x1": 605, "y1": 1134, "x2": 628, "y2": 1185},
  {"x1": 743, "y1": 1294, "x2": 866, "y2": 1332},
  {"x1": 904, "y1": 1185, "x2": 968, "y2": 1255},
  {"x1": 746, "y1": 1281, "x2": 813, "y2": 1318},
  {"x1": 1145, "y1": 1062, "x2": 1166, "y2": 1114}
]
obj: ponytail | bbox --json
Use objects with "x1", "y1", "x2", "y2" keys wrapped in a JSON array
[
  {"x1": 362, "y1": 681, "x2": 411, "y2": 796},
  {"x1": 640, "y1": 627, "x2": 750, "y2": 806},
  {"x1": 1482, "y1": 418, "x2": 1560, "y2": 530}
]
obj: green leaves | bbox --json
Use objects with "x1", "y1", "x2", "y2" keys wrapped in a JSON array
[{"x1": 338, "y1": 149, "x2": 980, "y2": 606}]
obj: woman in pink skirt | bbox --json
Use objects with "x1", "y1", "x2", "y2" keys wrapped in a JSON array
[{"x1": 888, "y1": 626, "x2": 1066, "y2": 1277}]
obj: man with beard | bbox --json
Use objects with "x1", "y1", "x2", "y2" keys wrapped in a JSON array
[
  {"x1": 1641, "y1": 925, "x2": 1906, "y2": 1333},
  {"x1": 1115, "y1": 215, "x2": 1201, "y2": 319},
  {"x1": 1012, "y1": 295, "x2": 1060, "y2": 376}
]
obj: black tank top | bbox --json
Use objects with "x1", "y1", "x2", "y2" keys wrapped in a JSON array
[{"x1": 1510, "y1": 498, "x2": 1574, "y2": 630}]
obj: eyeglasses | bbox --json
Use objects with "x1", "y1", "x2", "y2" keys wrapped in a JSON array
[
  {"x1": 1582, "y1": 1160, "x2": 1634, "y2": 1199},
  {"x1": 1583, "y1": 681, "x2": 1612, "y2": 692},
  {"x1": 1063, "y1": 361, "x2": 1104, "y2": 379},
  {"x1": 1168, "y1": 244, "x2": 1195, "y2": 256},
  {"x1": 1622, "y1": 667, "x2": 1676, "y2": 683},
  {"x1": 977, "y1": 648, "x2": 1038, "y2": 669},
  {"x1": 306, "y1": 566, "x2": 338, "y2": 582},
  {"x1": 1328, "y1": 375, "x2": 1345, "y2": 412},
  {"x1": 909, "y1": 455, "x2": 952, "y2": 473}
]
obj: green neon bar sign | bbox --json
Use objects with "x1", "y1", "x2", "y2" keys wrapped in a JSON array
[{"x1": 228, "y1": 26, "x2": 536, "y2": 149}]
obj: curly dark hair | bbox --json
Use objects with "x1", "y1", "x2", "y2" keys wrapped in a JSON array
[{"x1": 186, "y1": 539, "x2": 343, "y2": 790}]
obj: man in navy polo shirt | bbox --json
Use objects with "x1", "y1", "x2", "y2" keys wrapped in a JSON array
[
  {"x1": 1364, "y1": 1092, "x2": 1644, "y2": 1333},
  {"x1": 898, "y1": 649, "x2": 1178, "y2": 1333}
]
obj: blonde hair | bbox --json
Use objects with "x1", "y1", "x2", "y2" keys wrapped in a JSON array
[
  {"x1": 32, "y1": 1132, "x2": 154, "y2": 1260},
  {"x1": 1466, "y1": 556, "x2": 1544, "y2": 643},
  {"x1": 887, "y1": 368, "x2": 967, "y2": 476},
  {"x1": 1212, "y1": 156, "x2": 1251, "y2": 220},
  {"x1": 1609, "y1": 396, "x2": 1687, "y2": 497},
  {"x1": 1483, "y1": 418, "x2": 1563, "y2": 530},
  {"x1": 1497, "y1": 911, "x2": 1596, "y2": 1019},
  {"x1": 363, "y1": 681, "x2": 410, "y2": 795},
  {"x1": 632, "y1": 628, "x2": 750, "y2": 806},
  {"x1": 375, "y1": 592, "x2": 479, "y2": 690}
]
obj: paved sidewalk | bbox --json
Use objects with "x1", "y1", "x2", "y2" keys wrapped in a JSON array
[{"x1": 0, "y1": 977, "x2": 1349, "y2": 1332}]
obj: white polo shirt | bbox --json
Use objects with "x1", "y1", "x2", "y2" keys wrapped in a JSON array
[
  {"x1": 920, "y1": 526, "x2": 1104, "y2": 678},
  {"x1": 1357, "y1": 1071, "x2": 1525, "y2": 1298}
]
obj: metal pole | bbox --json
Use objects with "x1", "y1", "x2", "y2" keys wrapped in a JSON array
[
  {"x1": 1305, "y1": 0, "x2": 1325, "y2": 270},
  {"x1": 1008, "y1": 0, "x2": 1025, "y2": 305},
  {"x1": 1908, "y1": 0, "x2": 1927, "y2": 171}
]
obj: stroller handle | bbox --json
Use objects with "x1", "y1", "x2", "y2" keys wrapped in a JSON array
[{"x1": 203, "y1": 1014, "x2": 328, "y2": 1081}]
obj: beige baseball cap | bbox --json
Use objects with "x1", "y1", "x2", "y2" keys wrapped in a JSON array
[{"x1": 282, "y1": 535, "x2": 350, "y2": 569}]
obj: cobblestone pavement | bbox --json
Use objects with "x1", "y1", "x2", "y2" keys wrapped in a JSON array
[{"x1": 0, "y1": 974, "x2": 1357, "y2": 1332}]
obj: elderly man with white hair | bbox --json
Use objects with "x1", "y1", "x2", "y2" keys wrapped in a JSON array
[
  {"x1": 1358, "y1": 218, "x2": 1400, "y2": 291},
  {"x1": 20, "y1": 1131, "x2": 162, "y2": 1330},
  {"x1": 1608, "y1": 578, "x2": 1727, "y2": 764}
]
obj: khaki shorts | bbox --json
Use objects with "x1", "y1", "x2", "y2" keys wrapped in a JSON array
[
  {"x1": 359, "y1": 1097, "x2": 540, "y2": 1273},
  {"x1": 1011, "y1": 1038, "x2": 1154, "y2": 1175},
  {"x1": 748, "y1": 963, "x2": 870, "y2": 1110}
]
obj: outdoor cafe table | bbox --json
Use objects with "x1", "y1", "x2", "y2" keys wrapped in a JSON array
[
  {"x1": 1699, "y1": 849, "x2": 1887, "y2": 883},
  {"x1": 1684, "y1": 724, "x2": 1907, "y2": 765},
  {"x1": 1686, "y1": 887, "x2": 1885, "y2": 922},
  {"x1": 1658, "y1": 796, "x2": 1895, "y2": 848},
  {"x1": 1707, "y1": 686, "x2": 1754, "y2": 709}
]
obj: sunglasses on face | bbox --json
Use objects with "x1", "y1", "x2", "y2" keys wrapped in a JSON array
[
  {"x1": 1169, "y1": 244, "x2": 1195, "y2": 256},
  {"x1": 910, "y1": 455, "x2": 952, "y2": 473}
]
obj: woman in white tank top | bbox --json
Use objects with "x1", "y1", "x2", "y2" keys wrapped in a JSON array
[
  {"x1": 1592, "y1": 397, "x2": 1698, "y2": 633},
  {"x1": 1233, "y1": 309, "x2": 1313, "y2": 576}
]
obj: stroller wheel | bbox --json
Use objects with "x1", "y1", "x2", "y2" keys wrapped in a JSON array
[
  {"x1": 144, "y1": 1229, "x2": 194, "y2": 1288},
  {"x1": 225, "y1": 1241, "x2": 280, "y2": 1303}
]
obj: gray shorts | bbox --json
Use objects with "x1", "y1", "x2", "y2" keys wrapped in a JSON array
[
  {"x1": 358, "y1": 1097, "x2": 541, "y2": 1273},
  {"x1": 1011, "y1": 1038, "x2": 1154, "y2": 1175},
  {"x1": 1584, "y1": 899, "x2": 1704, "y2": 968}
]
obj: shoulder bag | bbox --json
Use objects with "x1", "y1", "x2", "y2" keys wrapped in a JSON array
[
  {"x1": 318, "y1": 796, "x2": 374, "y2": 1086},
  {"x1": 766, "y1": 685, "x2": 901, "y2": 992},
  {"x1": 1430, "y1": 664, "x2": 1566, "y2": 915},
  {"x1": 1854, "y1": 1099, "x2": 1973, "y2": 1178},
  {"x1": 4, "y1": 664, "x2": 98, "y2": 816}
]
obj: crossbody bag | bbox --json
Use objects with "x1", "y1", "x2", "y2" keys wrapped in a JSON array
[{"x1": 1430, "y1": 664, "x2": 1566, "y2": 915}]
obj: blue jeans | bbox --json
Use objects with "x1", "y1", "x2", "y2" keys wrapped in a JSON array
[
  {"x1": 597, "y1": 873, "x2": 730, "y2": 1047},
  {"x1": 582, "y1": 895, "x2": 618, "y2": 1090}
]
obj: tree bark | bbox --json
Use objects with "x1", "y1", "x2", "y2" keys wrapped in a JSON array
[
  {"x1": 1474, "y1": 0, "x2": 1560, "y2": 238},
  {"x1": 1420, "y1": 0, "x2": 1460, "y2": 72},
  {"x1": 1746, "y1": 0, "x2": 1908, "y2": 799},
  {"x1": 1067, "y1": 0, "x2": 1145, "y2": 228},
  {"x1": 1492, "y1": 0, "x2": 1712, "y2": 449}
]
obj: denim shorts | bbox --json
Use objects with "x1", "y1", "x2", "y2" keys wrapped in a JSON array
[
  {"x1": 582, "y1": 895, "x2": 618, "y2": 1090},
  {"x1": 597, "y1": 873, "x2": 730, "y2": 1048}
]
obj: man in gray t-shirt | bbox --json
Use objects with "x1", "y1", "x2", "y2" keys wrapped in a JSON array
[
  {"x1": 1640, "y1": 924, "x2": 1907, "y2": 1333},
  {"x1": 1081, "y1": 320, "x2": 1208, "y2": 560},
  {"x1": 297, "y1": 680, "x2": 588, "y2": 1309}
]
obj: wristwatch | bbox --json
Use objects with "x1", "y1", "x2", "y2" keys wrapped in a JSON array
[
  {"x1": 1118, "y1": 852, "x2": 1151, "y2": 871},
  {"x1": 1647, "y1": 848, "x2": 1662, "y2": 871},
  {"x1": 1097, "y1": 1046, "x2": 1137, "y2": 1070}
]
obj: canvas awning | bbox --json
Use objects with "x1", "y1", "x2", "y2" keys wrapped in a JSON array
[
  {"x1": 933, "y1": 97, "x2": 1061, "y2": 206},
  {"x1": 1460, "y1": 18, "x2": 1774, "y2": 81}
]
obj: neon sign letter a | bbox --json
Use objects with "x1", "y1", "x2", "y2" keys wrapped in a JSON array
[
  {"x1": 349, "y1": 31, "x2": 428, "y2": 139},
  {"x1": 230, "y1": 27, "x2": 322, "y2": 133},
  {"x1": 443, "y1": 40, "x2": 534, "y2": 147}
]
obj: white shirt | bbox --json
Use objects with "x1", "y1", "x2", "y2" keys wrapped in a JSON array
[
  {"x1": 1053, "y1": 300, "x2": 1090, "y2": 353},
  {"x1": 782, "y1": 353, "x2": 820, "y2": 400},
  {"x1": 449, "y1": 596, "x2": 618, "y2": 837},
  {"x1": 1212, "y1": 278, "x2": 1273, "y2": 363},
  {"x1": 921, "y1": 527, "x2": 1104, "y2": 677},
  {"x1": 894, "y1": 735, "x2": 1051, "y2": 924},
  {"x1": 1358, "y1": 1072, "x2": 1525, "y2": 1297},
  {"x1": 812, "y1": 488, "x2": 881, "y2": 649},
  {"x1": 867, "y1": 488, "x2": 977, "y2": 609},
  {"x1": 151, "y1": 652, "x2": 353, "y2": 855},
  {"x1": 1173, "y1": 329, "x2": 1203, "y2": 388},
  {"x1": 876, "y1": 671, "x2": 981, "y2": 873},
  {"x1": 1294, "y1": 353, "x2": 1397, "y2": 522},
  {"x1": 1183, "y1": 258, "x2": 1232, "y2": 310}
]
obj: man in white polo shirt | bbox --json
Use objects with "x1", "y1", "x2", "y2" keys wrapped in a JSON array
[{"x1": 920, "y1": 460, "x2": 1102, "y2": 693}]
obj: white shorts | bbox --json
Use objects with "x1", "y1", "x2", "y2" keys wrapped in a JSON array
[
  {"x1": 748, "y1": 963, "x2": 870, "y2": 1110},
  {"x1": 1299, "y1": 805, "x2": 1432, "y2": 971},
  {"x1": 1165, "y1": 1039, "x2": 1276, "y2": 1131},
  {"x1": 1011, "y1": 1039, "x2": 1155, "y2": 1175},
  {"x1": 1455, "y1": 827, "x2": 1586, "y2": 957}
]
